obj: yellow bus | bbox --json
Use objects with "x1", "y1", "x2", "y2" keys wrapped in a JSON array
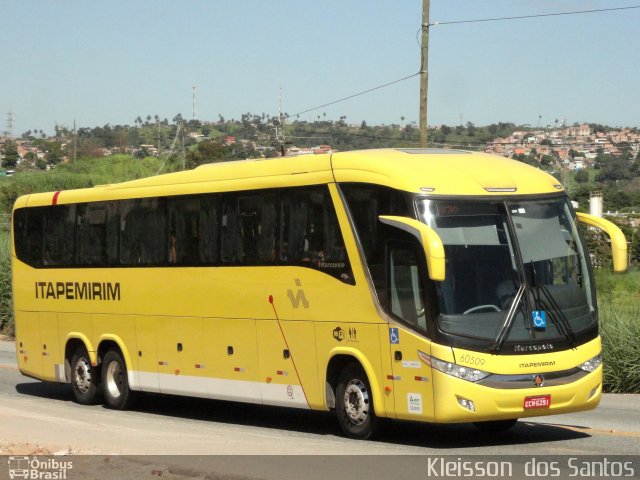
[{"x1": 11, "y1": 148, "x2": 627, "y2": 439}]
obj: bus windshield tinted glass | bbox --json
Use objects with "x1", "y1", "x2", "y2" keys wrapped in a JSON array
[{"x1": 416, "y1": 198, "x2": 595, "y2": 344}]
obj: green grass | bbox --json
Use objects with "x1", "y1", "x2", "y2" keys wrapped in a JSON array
[
  {"x1": 599, "y1": 300, "x2": 640, "y2": 393},
  {"x1": 0, "y1": 229, "x2": 13, "y2": 336},
  {"x1": 0, "y1": 155, "x2": 171, "y2": 215},
  {"x1": 595, "y1": 269, "x2": 640, "y2": 393}
]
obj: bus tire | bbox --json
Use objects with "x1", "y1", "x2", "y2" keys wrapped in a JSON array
[
  {"x1": 473, "y1": 419, "x2": 518, "y2": 432},
  {"x1": 70, "y1": 346, "x2": 100, "y2": 405},
  {"x1": 335, "y1": 363, "x2": 379, "y2": 440},
  {"x1": 101, "y1": 349, "x2": 136, "y2": 410}
]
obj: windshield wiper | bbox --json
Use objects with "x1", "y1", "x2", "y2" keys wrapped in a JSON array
[
  {"x1": 491, "y1": 285, "x2": 526, "y2": 353},
  {"x1": 529, "y1": 262, "x2": 577, "y2": 348}
]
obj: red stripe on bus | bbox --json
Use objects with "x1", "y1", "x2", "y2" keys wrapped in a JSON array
[{"x1": 52, "y1": 191, "x2": 61, "y2": 205}]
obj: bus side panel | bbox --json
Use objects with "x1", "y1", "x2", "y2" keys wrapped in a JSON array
[
  {"x1": 279, "y1": 320, "x2": 321, "y2": 409},
  {"x1": 315, "y1": 322, "x2": 387, "y2": 418},
  {"x1": 59, "y1": 313, "x2": 94, "y2": 358},
  {"x1": 39, "y1": 312, "x2": 63, "y2": 382},
  {"x1": 93, "y1": 313, "x2": 138, "y2": 383},
  {"x1": 15, "y1": 311, "x2": 43, "y2": 379},
  {"x1": 156, "y1": 316, "x2": 205, "y2": 396},
  {"x1": 257, "y1": 320, "x2": 310, "y2": 409},
  {"x1": 389, "y1": 327, "x2": 435, "y2": 422},
  {"x1": 135, "y1": 316, "x2": 159, "y2": 392},
  {"x1": 205, "y1": 317, "x2": 261, "y2": 404},
  {"x1": 377, "y1": 324, "x2": 397, "y2": 419}
]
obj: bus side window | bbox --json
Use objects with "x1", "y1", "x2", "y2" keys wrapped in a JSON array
[
  {"x1": 119, "y1": 199, "x2": 166, "y2": 266},
  {"x1": 168, "y1": 196, "x2": 207, "y2": 265},
  {"x1": 280, "y1": 191, "x2": 308, "y2": 262},
  {"x1": 280, "y1": 186, "x2": 354, "y2": 283},
  {"x1": 77, "y1": 203, "x2": 109, "y2": 266},
  {"x1": 199, "y1": 194, "x2": 219, "y2": 265},
  {"x1": 281, "y1": 187, "x2": 328, "y2": 264},
  {"x1": 341, "y1": 184, "x2": 412, "y2": 303},
  {"x1": 221, "y1": 197, "x2": 242, "y2": 264},
  {"x1": 388, "y1": 242, "x2": 427, "y2": 331},
  {"x1": 14, "y1": 207, "x2": 45, "y2": 267},
  {"x1": 43, "y1": 205, "x2": 76, "y2": 266},
  {"x1": 222, "y1": 192, "x2": 277, "y2": 265}
]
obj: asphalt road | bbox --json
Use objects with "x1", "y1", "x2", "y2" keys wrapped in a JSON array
[{"x1": 1, "y1": 339, "x2": 638, "y2": 479}]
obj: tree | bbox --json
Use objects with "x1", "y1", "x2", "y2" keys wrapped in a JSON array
[
  {"x1": 2, "y1": 140, "x2": 19, "y2": 168},
  {"x1": 466, "y1": 122, "x2": 476, "y2": 137},
  {"x1": 630, "y1": 227, "x2": 640, "y2": 265},
  {"x1": 574, "y1": 169, "x2": 589, "y2": 183},
  {"x1": 45, "y1": 142, "x2": 64, "y2": 164},
  {"x1": 540, "y1": 155, "x2": 555, "y2": 166},
  {"x1": 631, "y1": 151, "x2": 640, "y2": 176}
]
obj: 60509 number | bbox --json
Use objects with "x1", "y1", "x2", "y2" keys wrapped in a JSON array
[{"x1": 458, "y1": 354, "x2": 486, "y2": 367}]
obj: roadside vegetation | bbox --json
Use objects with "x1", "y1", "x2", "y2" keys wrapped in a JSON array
[
  {"x1": 597, "y1": 269, "x2": 640, "y2": 393},
  {"x1": 0, "y1": 229, "x2": 12, "y2": 336}
]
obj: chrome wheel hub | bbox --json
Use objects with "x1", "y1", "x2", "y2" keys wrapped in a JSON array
[
  {"x1": 74, "y1": 357, "x2": 92, "y2": 394},
  {"x1": 105, "y1": 361, "x2": 123, "y2": 399},
  {"x1": 343, "y1": 379, "x2": 369, "y2": 425}
]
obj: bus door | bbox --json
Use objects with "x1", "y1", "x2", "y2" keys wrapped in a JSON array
[{"x1": 386, "y1": 241, "x2": 435, "y2": 421}]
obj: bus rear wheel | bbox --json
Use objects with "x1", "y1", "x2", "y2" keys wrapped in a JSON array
[
  {"x1": 101, "y1": 350, "x2": 136, "y2": 410},
  {"x1": 335, "y1": 363, "x2": 379, "y2": 440},
  {"x1": 70, "y1": 346, "x2": 100, "y2": 405}
]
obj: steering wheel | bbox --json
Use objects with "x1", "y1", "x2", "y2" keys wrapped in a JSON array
[{"x1": 463, "y1": 304, "x2": 501, "y2": 314}]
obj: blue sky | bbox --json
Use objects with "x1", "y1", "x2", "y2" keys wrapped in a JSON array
[{"x1": 2, "y1": 0, "x2": 639, "y2": 135}]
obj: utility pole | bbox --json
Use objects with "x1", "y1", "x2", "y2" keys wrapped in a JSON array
[
  {"x1": 5, "y1": 110, "x2": 14, "y2": 138},
  {"x1": 192, "y1": 85, "x2": 197, "y2": 121},
  {"x1": 419, "y1": 0, "x2": 430, "y2": 147},
  {"x1": 278, "y1": 87, "x2": 286, "y2": 156},
  {"x1": 73, "y1": 120, "x2": 77, "y2": 167}
]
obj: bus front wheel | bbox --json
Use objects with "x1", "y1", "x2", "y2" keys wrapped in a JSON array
[
  {"x1": 335, "y1": 363, "x2": 379, "y2": 440},
  {"x1": 101, "y1": 350, "x2": 136, "y2": 410}
]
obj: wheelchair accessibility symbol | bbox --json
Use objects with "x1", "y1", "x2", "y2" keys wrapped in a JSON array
[
  {"x1": 389, "y1": 327, "x2": 400, "y2": 344},
  {"x1": 532, "y1": 310, "x2": 547, "y2": 329}
]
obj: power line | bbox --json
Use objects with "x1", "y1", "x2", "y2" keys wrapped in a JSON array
[
  {"x1": 283, "y1": 5, "x2": 639, "y2": 151},
  {"x1": 428, "y1": 5, "x2": 640, "y2": 27},
  {"x1": 285, "y1": 72, "x2": 420, "y2": 119}
]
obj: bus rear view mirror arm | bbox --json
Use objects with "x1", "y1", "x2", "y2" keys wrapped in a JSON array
[
  {"x1": 576, "y1": 212, "x2": 628, "y2": 273},
  {"x1": 378, "y1": 215, "x2": 446, "y2": 281}
]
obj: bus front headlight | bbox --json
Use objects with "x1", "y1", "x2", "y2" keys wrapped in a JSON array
[{"x1": 578, "y1": 353, "x2": 602, "y2": 373}]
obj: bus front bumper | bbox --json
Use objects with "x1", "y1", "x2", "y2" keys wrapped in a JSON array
[{"x1": 432, "y1": 366, "x2": 602, "y2": 423}]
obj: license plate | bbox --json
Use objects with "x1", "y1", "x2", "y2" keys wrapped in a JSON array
[{"x1": 524, "y1": 395, "x2": 551, "y2": 409}]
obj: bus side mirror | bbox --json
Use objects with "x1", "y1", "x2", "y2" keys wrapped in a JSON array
[
  {"x1": 576, "y1": 212, "x2": 628, "y2": 273},
  {"x1": 379, "y1": 215, "x2": 446, "y2": 281}
]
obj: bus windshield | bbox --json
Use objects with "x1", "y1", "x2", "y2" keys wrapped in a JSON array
[{"x1": 416, "y1": 197, "x2": 596, "y2": 351}]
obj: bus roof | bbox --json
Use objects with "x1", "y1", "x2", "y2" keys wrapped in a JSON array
[{"x1": 17, "y1": 149, "x2": 563, "y2": 208}]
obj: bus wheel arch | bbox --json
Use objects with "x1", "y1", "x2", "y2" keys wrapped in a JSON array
[{"x1": 327, "y1": 355, "x2": 381, "y2": 439}]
